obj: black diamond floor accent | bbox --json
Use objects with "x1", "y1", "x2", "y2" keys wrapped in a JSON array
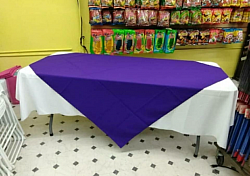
[
  {"x1": 53, "y1": 164, "x2": 59, "y2": 169},
  {"x1": 73, "y1": 161, "x2": 79, "y2": 166},
  {"x1": 132, "y1": 167, "x2": 138, "y2": 171},
  {"x1": 45, "y1": 123, "x2": 49, "y2": 126},
  {"x1": 26, "y1": 134, "x2": 31, "y2": 137},
  {"x1": 168, "y1": 161, "x2": 173, "y2": 165},
  {"x1": 195, "y1": 173, "x2": 201, "y2": 176},
  {"x1": 150, "y1": 164, "x2": 156, "y2": 168},
  {"x1": 74, "y1": 148, "x2": 79, "y2": 152},
  {"x1": 60, "y1": 121, "x2": 65, "y2": 124},
  {"x1": 113, "y1": 170, "x2": 119, "y2": 175},
  {"x1": 128, "y1": 153, "x2": 133, "y2": 157},
  {"x1": 75, "y1": 120, "x2": 79, "y2": 122},
  {"x1": 161, "y1": 148, "x2": 166, "y2": 152},
  {"x1": 185, "y1": 158, "x2": 190, "y2": 162},
  {"x1": 75, "y1": 128, "x2": 79, "y2": 131},
  {"x1": 55, "y1": 151, "x2": 61, "y2": 155},
  {"x1": 30, "y1": 125, "x2": 34, "y2": 128},
  {"x1": 91, "y1": 146, "x2": 96, "y2": 150},
  {"x1": 150, "y1": 128, "x2": 154, "y2": 131},
  {"x1": 192, "y1": 143, "x2": 196, "y2": 147},
  {"x1": 90, "y1": 126, "x2": 94, "y2": 129},
  {"x1": 33, "y1": 117, "x2": 37, "y2": 119},
  {"x1": 170, "y1": 135, "x2": 174, "y2": 138},
  {"x1": 108, "y1": 144, "x2": 113, "y2": 147},
  {"x1": 212, "y1": 169, "x2": 220, "y2": 174},
  {"x1": 140, "y1": 139, "x2": 145, "y2": 143},
  {"x1": 111, "y1": 155, "x2": 116, "y2": 160},
  {"x1": 184, "y1": 134, "x2": 189, "y2": 136},
  {"x1": 155, "y1": 137, "x2": 160, "y2": 141},
  {"x1": 40, "y1": 142, "x2": 45, "y2": 145},
  {"x1": 37, "y1": 154, "x2": 42, "y2": 158},
  {"x1": 32, "y1": 167, "x2": 39, "y2": 172},
  {"x1": 57, "y1": 140, "x2": 62, "y2": 143},
  {"x1": 12, "y1": 106, "x2": 15, "y2": 108},
  {"x1": 92, "y1": 158, "x2": 98, "y2": 163},
  {"x1": 22, "y1": 144, "x2": 27, "y2": 148},
  {"x1": 17, "y1": 156, "x2": 22, "y2": 161},
  {"x1": 91, "y1": 135, "x2": 95, "y2": 138},
  {"x1": 74, "y1": 137, "x2": 79, "y2": 141},
  {"x1": 177, "y1": 146, "x2": 182, "y2": 150},
  {"x1": 12, "y1": 171, "x2": 16, "y2": 175},
  {"x1": 145, "y1": 150, "x2": 150, "y2": 154},
  {"x1": 201, "y1": 155, "x2": 208, "y2": 160},
  {"x1": 93, "y1": 173, "x2": 99, "y2": 176},
  {"x1": 43, "y1": 132, "x2": 47, "y2": 135},
  {"x1": 59, "y1": 130, "x2": 64, "y2": 133},
  {"x1": 208, "y1": 141, "x2": 213, "y2": 145}
]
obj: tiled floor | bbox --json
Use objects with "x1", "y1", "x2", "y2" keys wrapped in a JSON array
[{"x1": 12, "y1": 106, "x2": 242, "y2": 176}]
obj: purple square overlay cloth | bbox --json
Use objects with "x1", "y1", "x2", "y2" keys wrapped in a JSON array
[{"x1": 30, "y1": 53, "x2": 228, "y2": 147}]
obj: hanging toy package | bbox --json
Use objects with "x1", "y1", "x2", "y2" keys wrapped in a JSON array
[
  {"x1": 202, "y1": 0, "x2": 212, "y2": 7},
  {"x1": 134, "y1": 29, "x2": 145, "y2": 54},
  {"x1": 189, "y1": 9, "x2": 201, "y2": 25},
  {"x1": 183, "y1": 0, "x2": 191, "y2": 8},
  {"x1": 149, "y1": 0, "x2": 160, "y2": 9},
  {"x1": 187, "y1": 30, "x2": 199, "y2": 45},
  {"x1": 89, "y1": 0, "x2": 101, "y2": 7},
  {"x1": 230, "y1": 9, "x2": 244, "y2": 22},
  {"x1": 211, "y1": 9, "x2": 222, "y2": 24},
  {"x1": 212, "y1": 0, "x2": 221, "y2": 6},
  {"x1": 221, "y1": 8, "x2": 232, "y2": 23},
  {"x1": 217, "y1": 29, "x2": 224, "y2": 42},
  {"x1": 144, "y1": 29, "x2": 155, "y2": 53},
  {"x1": 113, "y1": 10, "x2": 125, "y2": 25},
  {"x1": 219, "y1": 0, "x2": 230, "y2": 6},
  {"x1": 180, "y1": 10, "x2": 189, "y2": 24},
  {"x1": 176, "y1": 0, "x2": 183, "y2": 9},
  {"x1": 154, "y1": 29, "x2": 166, "y2": 53},
  {"x1": 148, "y1": 10, "x2": 158, "y2": 25},
  {"x1": 124, "y1": 29, "x2": 136, "y2": 54},
  {"x1": 164, "y1": 29, "x2": 177, "y2": 53},
  {"x1": 242, "y1": 8, "x2": 250, "y2": 23},
  {"x1": 141, "y1": 0, "x2": 150, "y2": 9},
  {"x1": 222, "y1": 28, "x2": 234, "y2": 44},
  {"x1": 114, "y1": 0, "x2": 126, "y2": 8},
  {"x1": 137, "y1": 9, "x2": 149, "y2": 26},
  {"x1": 113, "y1": 29, "x2": 124, "y2": 54},
  {"x1": 90, "y1": 29, "x2": 103, "y2": 54},
  {"x1": 234, "y1": 28, "x2": 243, "y2": 43},
  {"x1": 161, "y1": 0, "x2": 176, "y2": 9},
  {"x1": 125, "y1": 8, "x2": 137, "y2": 26},
  {"x1": 209, "y1": 29, "x2": 219, "y2": 44},
  {"x1": 201, "y1": 8, "x2": 212, "y2": 24},
  {"x1": 125, "y1": 0, "x2": 136, "y2": 7},
  {"x1": 191, "y1": 0, "x2": 201, "y2": 7},
  {"x1": 103, "y1": 29, "x2": 114, "y2": 55},
  {"x1": 89, "y1": 8, "x2": 103, "y2": 25},
  {"x1": 231, "y1": 0, "x2": 240, "y2": 6},
  {"x1": 198, "y1": 29, "x2": 210, "y2": 45},
  {"x1": 170, "y1": 11, "x2": 181, "y2": 25},
  {"x1": 102, "y1": 10, "x2": 112, "y2": 24},
  {"x1": 240, "y1": 0, "x2": 248, "y2": 6},
  {"x1": 101, "y1": 0, "x2": 113, "y2": 8},
  {"x1": 157, "y1": 11, "x2": 170, "y2": 27},
  {"x1": 177, "y1": 30, "x2": 188, "y2": 46}
]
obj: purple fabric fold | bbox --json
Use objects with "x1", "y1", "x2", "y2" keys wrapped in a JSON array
[{"x1": 30, "y1": 53, "x2": 228, "y2": 147}]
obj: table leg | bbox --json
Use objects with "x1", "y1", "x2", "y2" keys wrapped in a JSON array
[
  {"x1": 194, "y1": 136, "x2": 201, "y2": 157},
  {"x1": 49, "y1": 114, "x2": 54, "y2": 136}
]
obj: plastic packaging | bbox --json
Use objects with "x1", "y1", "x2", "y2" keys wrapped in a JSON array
[
  {"x1": 148, "y1": 10, "x2": 158, "y2": 25},
  {"x1": 144, "y1": 29, "x2": 155, "y2": 53},
  {"x1": 234, "y1": 28, "x2": 243, "y2": 43},
  {"x1": 187, "y1": 30, "x2": 199, "y2": 45},
  {"x1": 180, "y1": 10, "x2": 189, "y2": 24},
  {"x1": 102, "y1": 10, "x2": 112, "y2": 24},
  {"x1": 137, "y1": 9, "x2": 149, "y2": 26},
  {"x1": 191, "y1": 0, "x2": 202, "y2": 7},
  {"x1": 230, "y1": 9, "x2": 244, "y2": 22},
  {"x1": 240, "y1": 0, "x2": 248, "y2": 7},
  {"x1": 183, "y1": 0, "x2": 191, "y2": 8},
  {"x1": 101, "y1": 0, "x2": 113, "y2": 8},
  {"x1": 242, "y1": 9, "x2": 250, "y2": 23},
  {"x1": 189, "y1": 9, "x2": 201, "y2": 25},
  {"x1": 154, "y1": 29, "x2": 166, "y2": 53},
  {"x1": 211, "y1": 9, "x2": 222, "y2": 24},
  {"x1": 124, "y1": 29, "x2": 136, "y2": 54},
  {"x1": 202, "y1": 0, "x2": 212, "y2": 7},
  {"x1": 114, "y1": 0, "x2": 126, "y2": 8},
  {"x1": 220, "y1": 0, "x2": 230, "y2": 6},
  {"x1": 141, "y1": 0, "x2": 150, "y2": 9},
  {"x1": 157, "y1": 11, "x2": 170, "y2": 27},
  {"x1": 231, "y1": 0, "x2": 240, "y2": 6},
  {"x1": 125, "y1": 0, "x2": 136, "y2": 7},
  {"x1": 149, "y1": 0, "x2": 160, "y2": 9},
  {"x1": 177, "y1": 30, "x2": 188, "y2": 46},
  {"x1": 134, "y1": 29, "x2": 145, "y2": 54},
  {"x1": 89, "y1": 0, "x2": 101, "y2": 7},
  {"x1": 223, "y1": 28, "x2": 234, "y2": 44},
  {"x1": 125, "y1": 8, "x2": 137, "y2": 26},
  {"x1": 164, "y1": 29, "x2": 177, "y2": 53},
  {"x1": 198, "y1": 29, "x2": 210, "y2": 45},
  {"x1": 90, "y1": 29, "x2": 103, "y2": 54},
  {"x1": 176, "y1": 0, "x2": 183, "y2": 9},
  {"x1": 103, "y1": 29, "x2": 114, "y2": 55},
  {"x1": 113, "y1": 29, "x2": 125, "y2": 54},
  {"x1": 170, "y1": 11, "x2": 181, "y2": 25},
  {"x1": 212, "y1": 0, "x2": 221, "y2": 6},
  {"x1": 89, "y1": 8, "x2": 103, "y2": 25},
  {"x1": 209, "y1": 29, "x2": 219, "y2": 44},
  {"x1": 161, "y1": 0, "x2": 176, "y2": 9},
  {"x1": 217, "y1": 29, "x2": 224, "y2": 42},
  {"x1": 113, "y1": 10, "x2": 125, "y2": 24},
  {"x1": 221, "y1": 8, "x2": 233, "y2": 23},
  {"x1": 201, "y1": 8, "x2": 212, "y2": 24}
]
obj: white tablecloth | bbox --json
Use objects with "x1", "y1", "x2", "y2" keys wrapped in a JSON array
[{"x1": 16, "y1": 53, "x2": 238, "y2": 148}]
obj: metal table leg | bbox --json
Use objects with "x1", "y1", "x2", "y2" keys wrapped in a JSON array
[
  {"x1": 49, "y1": 114, "x2": 54, "y2": 136},
  {"x1": 194, "y1": 136, "x2": 201, "y2": 157}
]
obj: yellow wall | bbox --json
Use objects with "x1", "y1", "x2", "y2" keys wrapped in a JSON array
[{"x1": 0, "y1": 0, "x2": 241, "y2": 77}]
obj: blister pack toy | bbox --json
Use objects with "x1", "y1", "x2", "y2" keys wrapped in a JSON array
[
  {"x1": 198, "y1": 29, "x2": 210, "y2": 45},
  {"x1": 113, "y1": 29, "x2": 124, "y2": 54},
  {"x1": 154, "y1": 29, "x2": 166, "y2": 53},
  {"x1": 234, "y1": 28, "x2": 243, "y2": 43},
  {"x1": 125, "y1": 8, "x2": 137, "y2": 26},
  {"x1": 231, "y1": 0, "x2": 240, "y2": 6},
  {"x1": 209, "y1": 29, "x2": 219, "y2": 44},
  {"x1": 242, "y1": 9, "x2": 250, "y2": 23},
  {"x1": 221, "y1": 8, "x2": 232, "y2": 23},
  {"x1": 183, "y1": 0, "x2": 191, "y2": 8},
  {"x1": 125, "y1": 0, "x2": 136, "y2": 7},
  {"x1": 170, "y1": 11, "x2": 180, "y2": 25},
  {"x1": 177, "y1": 30, "x2": 188, "y2": 46},
  {"x1": 191, "y1": 0, "x2": 202, "y2": 7},
  {"x1": 201, "y1": 8, "x2": 212, "y2": 24},
  {"x1": 114, "y1": 0, "x2": 126, "y2": 8},
  {"x1": 189, "y1": 9, "x2": 201, "y2": 25},
  {"x1": 148, "y1": 10, "x2": 158, "y2": 25},
  {"x1": 89, "y1": 8, "x2": 103, "y2": 25},
  {"x1": 223, "y1": 28, "x2": 234, "y2": 44},
  {"x1": 124, "y1": 29, "x2": 136, "y2": 54},
  {"x1": 212, "y1": 0, "x2": 221, "y2": 6},
  {"x1": 137, "y1": 9, "x2": 149, "y2": 26},
  {"x1": 141, "y1": 0, "x2": 150, "y2": 9},
  {"x1": 161, "y1": 0, "x2": 176, "y2": 9},
  {"x1": 164, "y1": 29, "x2": 177, "y2": 53},
  {"x1": 101, "y1": 0, "x2": 113, "y2": 8},
  {"x1": 240, "y1": 0, "x2": 248, "y2": 7},
  {"x1": 102, "y1": 10, "x2": 112, "y2": 24},
  {"x1": 202, "y1": 0, "x2": 212, "y2": 7},
  {"x1": 211, "y1": 9, "x2": 222, "y2": 23},
  {"x1": 89, "y1": 0, "x2": 101, "y2": 7},
  {"x1": 180, "y1": 10, "x2": 189, "y2": 24},
  {"x1": 149, "y1": 0, "x2": 160, "y2": 9},
  {"x1": 134, "y1": 29, "x2": 145, "y2": 54},
  {"x1": 113, "y1": 10, "x2": 125, "y2": 24},
  {"x1": 144, "y1": 29, "x2": 155, "y2": 53},
  {"x1": 103, "y1": 29, "x2": 114, "y2": 55},
  {"x1": 90, "y1": 29, "x2": 103, "y2": 54},
  {"x1": 220, "y1": 0, "x2": 230, "y2": 6},
  {"x1": 231, "y1": 9, "x2": 244, "y2": 22},
  {"x1": 157, "y1": 11, "x2": 170, "y2": 27},
  {"x1": 187, "y1": 30, "x2": 199, "y2": 45},
  {"x1": 217, "y1": 29, "x2": 224, "y2": 42}
]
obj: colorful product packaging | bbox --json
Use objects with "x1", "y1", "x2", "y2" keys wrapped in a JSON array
[
  {"x1": 124, "y1": 29, "x2": 136, "y2": 54},
  {"x1": 183, "y1": 0, "x2": 191, "y2": 8},
  {"x1": 240, "y1": 0, "x2": 249, "y2": 7},
  {"x1": 176, "y1": 0, "x2": 183, "y2": 9},
  {"x1": 134, "y1": 29, "x2": 145, "y2": 54},
  {"x1": 141, "y1": 0, "x2": 150, "y2": 9},
  {"x1": 90, "y1": 29, "x2": 103, "y2": 54},
  {"x1": 189, "y1": 9, "x2": 201, "y2": 25},
  {"x1": 113, "y1": 29, "x2": 125, "y2": 54},
  {"x1": 212, "y1": 0, "x2": 221, "y2": 6},
  {"x1": 209, "y1": 29, "x2": 219, "y2": 44},
  {"x1": 137, "y1": 9, "x2": 149, "y2": 26},
  {"x1": 231, "y1": 0, "x2": 240, "y2": 6},
  {"x1": 177, "y1": 30, "x2": 188, "y2": 46},
  {"x1": 170, "y1": 11, "x2": 181, "y2": 25},
  {"x1": 234, "y1": 28, "x2": 243, "y2": 43},
  {"x1": 198, "y1": 29, "x2": 210, "y2": 45},
  {"x1": 89, "y1": 8, "x2": 103, "y2": 25},
  {"x1": 219, "y1": 0, "x2": 230, "y2": 6},
  {"x1": 149, "y1": 0, "x2": 160, "y2": 9},
  {"x1": 217, "y1": 29, "x2": 224, "y2": 42},
  {"x1": 101, "y1": 0, "x2": 113, "y2": 8},
  {"x1": 221, "y1": 8, "x2": 233, "y2": 23},
  {"x1": 164, "y1": 29, "x2": 177, "y2": 53},
  {"x1": 201, "y1": 8, "x2": 212, "y2": 24},
  {"x1": 113, "y1": 10, "x2": 125, "y2": 24},
  {"x1": 89, "y1": 0, "x2": 101, "y2": 7},
  {"x1": 157, "y1": 11, "x2": 170, "y2": 27},
  {"x1": 202, "y1": 0, "x2": 212, "y2": 7},
  {"x1": 125, "y1": 8, "x2": 137, "y2": 26},
  {"x1": 223, "y1": 28, "x2": 234, "y2": 44},
  {"x1": 114, "y1": 0, "x2": 126, "y2": 8},
  {"x1": 125, "y1": 0, "x2": 136, "y2": 7},
  {"x1": 231, "y1": 9, "x2": 244, "y2": 22},
  {"x1": 211, "y1": 9, "x2": 222, "y2": 23},
  {"x1": 242, "y1": 9, "x2": 250, "y2": 23},
  {"x1": 103, "y1": 29, "x2": 114, "y2": 55},
  {"x1": 102, "y1": 10, "x2": 112, "y2": 24},
  {"x1": 180, "y1": 10, "x2": 189, "y2": 25},
  {"x1": 148, "y1": 10, "x2": 158, "y2": 25},
  {"x1": 154, "y1": 29, "x2": 166, "y2": 53},
  {"x1": 144, "y1": 29, "x2": 155, "y2": 53},
  {"x1": 187, "y1": 30, "x2": 199, "y2": 45},
  {"x1": 161, "y1": 0, "x2": 176, "y2": 9}
]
